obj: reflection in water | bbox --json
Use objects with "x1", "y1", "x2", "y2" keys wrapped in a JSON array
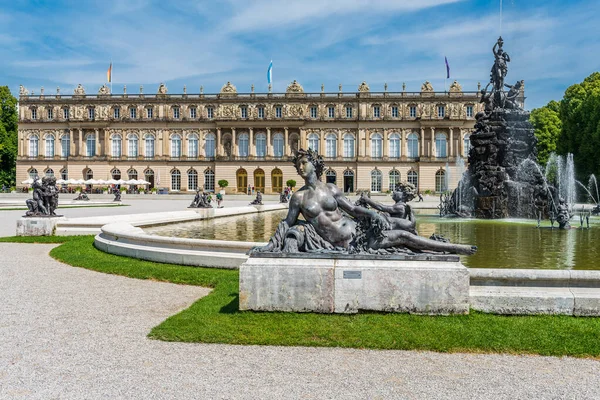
[{"x1": 145, "y1": 212, "x2": 600, "y2": 270}]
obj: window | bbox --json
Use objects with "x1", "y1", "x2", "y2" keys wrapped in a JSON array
[
  {"x1": 205, "y1": 133, "x2": 215, "y2": 158},
  {"x1": 129, "y1": 107, "x2": 137, "y2": 119},
  {"x1": 207, "y1": 107, "x2": 214, "y2": 119},
  {"x1": 29, "y1": 135, "x2": 39, "y2": 157},
  {"x1": 88, "y1": 107, "x2": 95, "y2": 119},
  {"x1": 275, "y1": 106, "x2": 282, "y2": 118},
  {"x1": 144, "y1": 134, "x2": 155, "y2": 158},
  {"x1": 435, "y1": 169, "x2": 447, "y2": 192},
  {"x1": 171, "y1": 134, "x2": 182, "y2": 158},
  {"x1": 435, "y1": 133, "x2": 447, "y2": 158},
  {"x1": 47, "y1": 108, "x2": 53, "y2": 120},
  {"x1": 171, "y1": 169, "x2": 181, "y2": 191},
  {"x1": 273, "y1": 133, "x2": 284, "y2": 157},
  {"x1": 204, "y1": 169, "x2": 215, "y2": 192},
  {"x1": 113, "y1": 107, "x2": 120, "y2": 119},
  {"x1": 437, "y1": 105, "x2": 445, "y2": 118},
  {"x1": 111, "y1": 134, "x2": 122, "y2": 157},
  {"x1": 463, "y1": 134, "x2": 471, "y2": 157},
  {"x1": 241, "y1": 106, "x2": 247, "y2": 119},
  {"x1": 111, "y1": 168, "x2": 120, "y2": 180},
  {"x1": 144, "y1": 169, "x2": 154, "y2": 188},
  {"x1": 328, "y1": 106, "x2": 335, "y2": 118},
  {"x1": 45, "y1": 135, "x2": 55, "y2": 158},
  {"x1": 188, "y1": 169, "x2": 198, "y2": 190},
  {"x1": 325, "y1": 134, "x2": 337, "y2": 158},
  {"x1": 61, "y1": 133, "x2": 70, "y2": 158},
  {"x1": 258, "y1": 106, "x2": 265, "y2": 119},
  {"x1": 391, "y1": 106, "x2": 399, "y2": 118},
  {"x1": 61, "y1": 168, "x2": 68, "y2": 181},
  {"x1": 236, "y1": 168, "x2": 248, "y2": 193},
  {"x1": 308, "y1": 133, "x2": 319, "y2": 153},
  {"x1": 86, "y1": 169, "x2": 94, "y2": 180},
  {"x1": 370, "y1": 170, "x2": 382, "y2": 192},
  {"x1": 310, "y1": 106, "x2": 318, "y2": 118},
  {"x1": 373, "y1": 106, "x2": 381, "y2": 118},
  {"x1": 188, "y1": 133, "x2": 199, "y2": 158},
  {"x1": 389, "y1": 133, "x2": 400, "y2": 159},
  {"x1": 345, "y1": 106, "x2": 353, "y2": 118},
  {"x1": 408, "y1": 170, "x2": 418, "y2": 189},
  {"x1": 28, "y1": 168, "x2": 38, "y2": 179},
  {"x1": 271, "y1": 168, "x2": 283, "y2": 193},
  {"x1": 343, "y1": 134, "x2": 355, "y2": 158},
  {"x1": 254, "y1": 168, "x2": 265, "y2": 193},
  {"x1": 190, "y1": 107, "x2": 197, "y2": 119},
  {"x1": 238, "y1": 133, "x2": 249, "y2": 157},
  {"x1": 256, "y1": 133, "x2": 267, "y2": 158},
  {"x1": 466, "y1": 105, "x2": 474, "y2": 118},
  {"x1": 409, "y1": 106, "x2": 416, "y2": 118},
  {"x1": 389, "y1": 170, "x2": 400, "y2": 191},
  {"x1": 45, "y1": 168, "x2": 54, "y2": 177},
  {"x1": 86, "y1": 134, "x2": 96, "y2": 157},
  {"x1": 325, "y1": 170, "x2": 336, "y2": 184},
  {"x1": 63, "y1": 107, "x2": 69, "y2": 119},
  {"x1": 31, "y1": 108, "x2": 37, "y2": 120},
  {"x1": 407, "y1": 133, "x2": 419, "y2": 158},
  {"x1": 146, "y1": 107, "x2": 153, "y2": 119},
  {"x1": 128, "y1": 134, "x2": 138, "y2": 158},
  {"x1": 128, "y1": 168, "x2": 138, "y2": 180},
  {"x1": 371, "y1": 133, "x2": 382, "y2": 158},
  {"x1": 173, "y1": 107, "x2": 180, "y2": 119}
]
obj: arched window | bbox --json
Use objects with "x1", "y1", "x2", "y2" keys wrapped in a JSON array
[
  {"x1": 187, "y1": 133, "x2": 199, "y2": 158},
  {"x1": 371, "y1": 133, "x2": 383, "y2": 159},
  {"x1": 407, "y1": 132, "x2": 419, "y2": 158},
  {"x1": 204, "y1": 168, "x2": 215, "y2": 192},
  {"x1": 127, "y1": 133, "x2": 138, "y2": 158},
  {"x1": 45, "y1": 134, "x2": 55, "y2": 158},
  {"x1": 463, "y1": 134, "x2": 471, "y2": 157},
  {"x1": 343, "y1": 169, "x2": 354, "y2": 193},
  {"x1": 45, "y1": 168, "x2": 54, "y2": 177},
  {"x1": 236, "y1": 168, "x2": 248, "y2": 193},
  {"x1": 407, "y1": 170, "x2": 418, "y2": 189},
  {"x1": 205, "y1": 133, "x2": 215, "y2": 158},
  {"x1": 256, "y1": 133, "x2": 267, "y2": 158},
  {"x1": 238, "y1": 133, "x2": 249, "y2": 157},
  {"x1": 61, "y1": 132, "x2": 70, "y2": 158},
  {"x1": 371, "y1": 169, "x2": 382, "y2": 192},
  {"x1": 326, "y1": 169, "x2": 336, "y2": 184},
  {"x1": 254, "y1": 168, "x2": 265, "y2": 193},
  {"x1": 171, "y1": 133, "x2": 182, "y2": 158},
  {"x1": 28, "y1": 168, "x2": 38, "y2": 180},
  {"x1": 171, "y1": 169, "x2": 181, "y2": 191},
  {"x1": 343, "y1": 134, "x2": 355, "y2": 158},
  {"x1": 29, "y1": 134, "x2": 39, "y2": 157},
  {"x1": 60, "y1": 168, "x2": 68, "y2": 181},
  {"x1": 325, "y1": 134, "x2": 337, "y2": 158},
  {"x1": 144, "y1": 168, "x2": 154, "y2": 188},
  {"x1": 389, "y1": 133, "x2": 400, "y2": 159},
  {"x1": 273, "y1": 133, "x2": 284, "y2": 158},
  {"x1": 86, "y1": 134, "x2": 96, "y2": 157},
  {"x1": 435, "y1": 169, "x2": 447, "y2": 192},
  {"x1": 271, "y1": 168, "x2": 283, "y2": 193},
  {"x1": 144, "y1": 133, "x2": 155, "y2": 158},
  {"x1": 128, "y1": 168, "x2": 138, "y2": 180},
  {"x1": 435, "y1": 132, "x2": 447, "y2": 158},
  {"x1": 111, "y1": 168, "x2": 121, "y2": 180},
  {"x1": 187, "y1": 168, "x2": 198, "y2": 190},
  {"x1": 308, "y1": 133, "x2": 319, "y2": 153},
  {"x1": 111, "y1": 134, "x2": 122, "y2": 157},
  {"x1": 389, "y1": 170, "x2": 400, "y2": 191},
  {"x1": 85, "y1": 169, "x2": 94, "y2": 180}
]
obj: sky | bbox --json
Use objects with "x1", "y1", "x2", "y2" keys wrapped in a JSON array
[{"x1": 1, "y1": 0, "x2": 599, "y2": 110}]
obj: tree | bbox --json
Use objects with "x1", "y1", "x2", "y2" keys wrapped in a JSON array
[
  {"x1": 286, "y1": 179, "x2": 296, "y2": 188},
  {"x1": 557, "y1": 72, "x2": 600, "y2": 179},
  {"x1": 0, "y1": 86, "x2": 18, "y2": 188},
  {"x1": 530, "y1": 100, "x2": 562, "y2": 166},
  {"x1": 217, "y1": 179, "x2": 229, "y2": 188}
]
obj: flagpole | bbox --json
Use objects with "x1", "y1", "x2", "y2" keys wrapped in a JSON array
[{"x1": 110, "y1": 58, "x2": 113, "y2": 94}]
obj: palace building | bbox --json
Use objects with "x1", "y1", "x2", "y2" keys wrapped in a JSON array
[{"x1": 16, "y1": 79, "x2": 489, "y2": 194}]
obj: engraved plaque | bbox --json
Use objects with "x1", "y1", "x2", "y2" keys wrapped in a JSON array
[{"x1": 343, "y1": 270, "x2": 362, "y2": 279}]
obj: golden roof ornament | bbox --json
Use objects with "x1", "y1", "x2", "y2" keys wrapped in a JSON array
[
  {"x1": 98, "y1": 84, "x2": 110, "y2": 95},
  {"x1": 358, "y1": 81, "x2": 370, "y2": 92},
  {"x1": 286, "y1": 80, "x2": 304, "y2": 93},
  {"x1": 420, "y1": 81, "x2": 434, "y2": 93},
  {"x1": 220, "y1": 81, "x2": 237, "y2": 95},
  {"x1": 157, "y1": 83, "x2": 167, "y2": 95},
  {"x1": 73, "y1": 84, "x2": 86, "y2": 96},
  {"x1": 449, "y1": 80, "x2": 462, "y2": 93}
]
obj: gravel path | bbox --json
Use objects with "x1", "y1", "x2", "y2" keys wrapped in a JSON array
[{"x1": 1, "y1": 243, "x2": 599, "y2": 399}]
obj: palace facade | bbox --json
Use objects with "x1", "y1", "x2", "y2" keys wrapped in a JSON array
[{"x1": 16, "y1": 79, "x2": 488, "y2": 194}]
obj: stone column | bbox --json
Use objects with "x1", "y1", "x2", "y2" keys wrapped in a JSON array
[
  {"x1": 284, "y1": 127, "x2": 289, "y2": 156},
  {"x1": 54, "y1": 131, "x2": 59, "y2": 158},
  {"x1": 337, "y1": 129, "x2": 343, "y2": 159},
  {"x1": 358, "y1": 129, "x2": 365, "y2": 157},
  {"x1": 77, "y1": 128, "x2": 83, "y2": 156},
  {"x1": 104, "y1": 129, "x2": 110, "y2": 156},
  {"x1": 182, "y1": 131, "x2": 188, "y2": 158},
  {"x1": 420, "y1": 127, "x2": 425, "y2": 157},
  {"x1": 249, "y1": 127, "x2": 254, "y2": 157},
  {"x1": 216, "y1": 128, "x2": 222, "y2": 156},
  {"x1": 266, "y1": 127, "x2": 272, "y2": 156},
  {"x1": 231, "y1": 128, "x2": 237, "y2": 157},
  {"x1": 383, "y1": 128, "x2": 389, "y2": 158},
  {"x1": 430, "y1": 127, "x2": 436, "y2": 158},
  {"x1": 365, "y1": 130, "x2": 371, "y2": 159},
  {"x1": 319, "y1": 129, "x2": 325, "y2": 156},
  {"x1": 300, "y1": 128, "x2": 307, "y2": 150},
  {"x1": 401, "y1": 129, "x2": 408, "y2": 159},
  {"x1": 449, "y1": 127, "x2": 454, "y2": 157},
  {"x1": 157, "y1": 130, "x2": 163, "y2": 157},
  {"x1": 95, "y1": 128, "x2": 100, "y2": 156}
]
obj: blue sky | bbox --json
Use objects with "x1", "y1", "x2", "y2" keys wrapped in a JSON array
[{"x1": 1, "y1": 0, "x2": 599, "y2": 109}]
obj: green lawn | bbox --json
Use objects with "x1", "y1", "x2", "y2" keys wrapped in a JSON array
[{"x1": 2, "y1": 235, "x2": 600, "y2": 358}]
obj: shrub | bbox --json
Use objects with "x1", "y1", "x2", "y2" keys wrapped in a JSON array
[
  {"x1": 286, "y1": 179, "x2": 297, "y2": 188},
  {"x1": 218, "y1": 179, "x2": 229, "y2": 189}
]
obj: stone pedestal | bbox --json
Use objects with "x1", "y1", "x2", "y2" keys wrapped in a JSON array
[
  {"x1": 16, "y1": 217, "x2": 66, "y2": 236},
  {"x1": 239, "y1": 255, "x2": 470, "y2": 315}
]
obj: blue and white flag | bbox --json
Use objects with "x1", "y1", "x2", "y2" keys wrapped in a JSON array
[
  {"x1": 267, "y1": 60, "x2": 273, "y2": 84},
  {"x1": 445, "y1": 56, "x2": 450, "y2": 79}
]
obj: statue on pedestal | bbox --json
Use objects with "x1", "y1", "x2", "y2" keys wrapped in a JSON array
[
  {"x1": 189, "y1": 189, "x2": 213, "y2": 208},
  {"x1": 250, "y1": 191, "x2": 263, "y2": 205},
  {"x1": 25, "y1": 177, "x2": 60, "y2": 217}
]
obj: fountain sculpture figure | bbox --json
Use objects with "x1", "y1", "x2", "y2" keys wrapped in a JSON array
[{"x1": 25, "y1": 176, "x2": 60, "y2": 217}]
